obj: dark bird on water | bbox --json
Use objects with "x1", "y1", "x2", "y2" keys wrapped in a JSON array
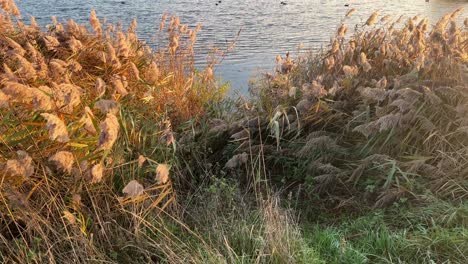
[{"x1": 280, "y1": 1, "x2": 287, "y2": 5}]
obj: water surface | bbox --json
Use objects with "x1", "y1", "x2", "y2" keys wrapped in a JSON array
[{"x1": 17, "y1": 0, "x2": 468, "y2": 93}]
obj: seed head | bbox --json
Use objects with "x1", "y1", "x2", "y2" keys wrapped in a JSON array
[
  {"x1": 129, "y1": 62, "x2": 140, "y2": 81},
  {"x1": 95, "y1": 99, "x2": 120, "y2": 115},
  {"x1": 90, "y1": 163, "x2": 104, "y2": 183},
  {"x1": 342, "y1": 65, "x2": 359, "y2": 77},
  {"x1": 111, "y1": 75, "x2": 128, "y2": 97},
  {"x1": 49, "y1": 151, "x2": 74, "y2": 174},
  {"x1": 155, "y1": 164, "x2": 170, "y2": 184},
  {"x1": 89, "y1": 10, "x2": 102, "y2": 35},
  {"x1": 145, "y1": 62, "x2": 160, "y2": 84},
  {"x1": 97, "y1": 113, "x2": 120, "y2": 150},
  {"x1": 43, "y1": 35, "x2": 60, "y2": 51},
  {"x1": 5, "y1": 151, "x2": 34, "y2": 178},
  {"x1": 366, "y1": 11, "x2": 380, "y2": 26},
  {"x1": 345, "y1": 8, "x2": 356, "y2": 18},
  {"x1": 31, "y1": 86, "x2": 54, "y2": 111},
  {"x1": 337, "y1": 24, "x2": 347, "y2": 37},
  {"x1": 95, "y1": 78, "x2": 106, "y2": 98},
  {"x1": 122, "y1": 180, "x2": 144, "y2": 198},
  {"x1": 2, "y1": 81, "x2": 33, "y2": 103},
  {"x1": 80, "y1": 106, "x2": 97, "y2": 135},
  {"x1": 41, "y1": 113, "x2": 70, "y2": 143}
]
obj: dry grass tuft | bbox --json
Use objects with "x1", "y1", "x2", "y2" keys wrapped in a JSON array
[{"x1": 0, "y1": 1, "x2": 223, "y2": 262}]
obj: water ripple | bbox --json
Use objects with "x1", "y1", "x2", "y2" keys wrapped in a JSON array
[{"x1": 16, "y1": 0, "x2": 467, "y2": 93}]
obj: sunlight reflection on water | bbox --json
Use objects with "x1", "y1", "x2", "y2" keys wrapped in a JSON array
[{"x1": 17, "y1": 0, "x2": 467, "y2": 93}]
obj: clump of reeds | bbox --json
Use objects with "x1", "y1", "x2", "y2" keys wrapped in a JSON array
[
  {"x1": 207, "y1": 8, "x2": 468, "y2": 211},
  {"x1": 0, "y1": 1, "x2": 223, "y2": 262}
]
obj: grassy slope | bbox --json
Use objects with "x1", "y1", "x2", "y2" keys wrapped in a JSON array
[
  {"x1": 1, "y1": 1, "x2": 467, "y2": 263},
  {"x1": 303, "y1": 198, "x2": 468, "y2": 263}
]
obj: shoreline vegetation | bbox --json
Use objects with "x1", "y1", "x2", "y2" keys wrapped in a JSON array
[{"x1": 1, "y1": 0, "x2": 467, "y2": 263}]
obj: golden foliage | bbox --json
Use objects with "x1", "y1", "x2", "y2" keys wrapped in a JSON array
[{"x1": 0, "y1": 2, "x2": 220, "y2": 260}]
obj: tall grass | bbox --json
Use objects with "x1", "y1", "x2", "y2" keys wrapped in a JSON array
[
  {"x1": 225, "y1": 8, "x2": 468, "y2": 207},
  {"x1": 0, "y1": 0, "x2": 224, "y2": 262}
]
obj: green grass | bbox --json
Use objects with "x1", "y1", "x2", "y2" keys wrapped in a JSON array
[{"x1": 302, "y1": 198, "x2": 468, "y2": 264}]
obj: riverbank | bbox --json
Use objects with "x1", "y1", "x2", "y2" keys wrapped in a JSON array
[{"x1": 1, "y1": 1, "x2": 467, "y2": 263}]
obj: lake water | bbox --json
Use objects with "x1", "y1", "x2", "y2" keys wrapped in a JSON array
[{"x1": 16, "y1": 0, "x2": 467, "y2": 94}]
